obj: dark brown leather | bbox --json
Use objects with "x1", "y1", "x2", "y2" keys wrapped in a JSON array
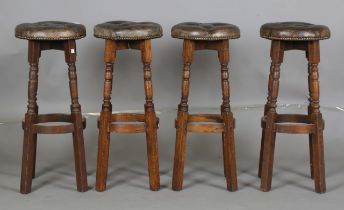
[
  {"x1": 15, "y1": 21, "x2": 86, "y2": 40},
  {"x1": 94, "y1": 21, "x2": 163, "y2": 40},
  {"x1": 260, "y1": 22, "x2": 330, "y2": 41},
  {"x1": 171, "y1": 22, "x2": 240, "y2": 40}
]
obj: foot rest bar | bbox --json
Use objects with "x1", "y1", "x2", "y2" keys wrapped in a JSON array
[
  {"x1": 110, "y1": 123, "x2": 146, "y2": 133},
  {"x1": 98, "y1": 113, "x2": 159, "y2": 133},
  {"x1": 175, "y1": 114, "x2": 235, "y2": 133},
  {"x1": 187, "y1": 123, "x2": 225, "y2": 133},
  {"x1": 111, "y1": 113, "x2": 159, "y2": 124},
  {"x1": 261, "y1": 114, "x2": 321, "y2": 134},
  {"x1": 22, "y1": 113, "x2": 86, "y2": 134},
  {"x1": 188, "y1": 114, "x2": 224, "y2": 123},
  {"x1": 111, "y1": 113, "x2": 146, "y2": 122}
]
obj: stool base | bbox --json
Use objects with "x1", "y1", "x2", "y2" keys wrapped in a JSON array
[
  {"x1": 96, "y1": 111, "x2": 160, "y2": 192},
  {"x1": 172, "y1": 113, "x2": 237, "y2": 191}
]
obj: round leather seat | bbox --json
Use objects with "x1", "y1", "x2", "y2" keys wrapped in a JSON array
[
  {"x1": 15, "y1": 21, "x2": 86, "y2": 40},
  {"x1": 171, "y1": 22, "x2": 240, "y2": 40},
  {"x1": 94, "y1": 21, "x2": 163, "y2": 40},
  {"x1": 260, "y1": 22, "x2": 330, "y2": 41}
]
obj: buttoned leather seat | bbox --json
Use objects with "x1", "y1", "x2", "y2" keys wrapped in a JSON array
[
  {"x1": 15, "y1": 21, "x2": 86, "y2": 40},
  {"x1": 171, "y1": 22, "x2": 240, "y2": 40},
  {"x1": 94, "y1": 21, "x2": 163, "y2": 40},
  {"x1": 260, "y1": 22, "x2": 330, "y2": 41}
]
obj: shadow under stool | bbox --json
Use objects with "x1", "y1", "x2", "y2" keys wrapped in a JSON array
[
  {"x1": 94, "y1": 21, "x2": 162, "y2": 191},
  {"x1": 171, "y1": 22, "x2": 240, "y2": 191},
  {"x1": 15, "y1": 21, "x2": 88, "y2": 194},
  {"x1": 258, "y1": 22, "x2": 331, "y2": 193}
]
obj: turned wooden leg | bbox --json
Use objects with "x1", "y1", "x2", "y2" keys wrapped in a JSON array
[
  {"x1": 222, "y1": 134, "x2": 227, "y2": 177},
  {"x1": 96, "y1": 40, "x2": 116, "y2": 192},
  {"x1": 259, "y1": 104, "x2": 271, "y2": 178},
  {"x1": 258, "y1": 130, "x2": 264, "y2": 178},
  {"x1": 307, "y1": 41, "x2": 326, "y2": 193},
  {"x1": 172, "y1": 40, "x2": 194, "y2": 191},
  {"x1": 64, "y1": 40, "x2": 88, "y2": 192},
  {"x1": 260, "y1": 40, "x2": 284, "y2": 192},
  {"x1": 259, "y1": 43, "x2": 279, "y2": 178},
  {"x1": 222, "y1": 115, "x2": 237, "y2": 191},
  {"x1": 218, "y1": 40, "x2": 237, "y2": 191},
  {"x1": 31, "y1": 80, "x2": 39, "y2": 179},
  {"x1": 308, "y1": 106, "x2": 314, "y2": 179},
  {"x1": 305, "y1": 51, "x2": 315, "y2": 180},
  {"x1": 141, "y1": 40, "x2": 160, "y2": 191},
  {"x1": 21, "y1": 40, "x2": 40, "y2": 194}
]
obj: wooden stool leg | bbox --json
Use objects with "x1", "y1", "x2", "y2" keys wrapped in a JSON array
[
  {"x1": 64, "y1": 40, "x2": 88, "y2": 192},
  {"x1": 32, "y1": 109, "x2": 38, "y2": 179},
  {"x1": 172, "y1": 40, "x2": 194, "y2": 191},
  {"x1": 308, "y1": 108, "x2": 314, "y2": 179},
  {"x1": 259, "y1": 43, "x2": 281, "y2": 178},
  {"x1": 140, "y1": 40, "x2": 160, "y2": 191},
  {"x1": 218, "y1": 40, "x2": 237, "y2": 191},
  {"x1": 260, "y1": 40, "x2": 284, "y2": 192},
  {"x1": 259, "y1": 102, "x2": 272, "y2": 178},
  {"x1": 306, "y1": 51, "x2": 315, "y2": 180},
  {"x1": 307, "y1": 41, "x2": 326, "y2": 193},
  {"x1": 20, "y1": 41, "x2": 40, "y2": 194},
  {"x1": 96, "y1": 40, "x2": 116, "y2": 192},
  {"x1": 222, "y1": 134, "x2": 227, "y2": 177}
]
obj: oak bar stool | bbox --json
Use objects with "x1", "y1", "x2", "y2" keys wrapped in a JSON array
[
  {"x1": 258, "y1": 22, "x2": 330, "y2": 193},
  {"x1": 171, "y1": 22, "x2": 239, "y2": 191},
  {"x1": 15, "y1": 21, "x2": 88, "y2": 194},
  {"x1": 94, "y1": 21, "x2": 162, "y2": 191}
]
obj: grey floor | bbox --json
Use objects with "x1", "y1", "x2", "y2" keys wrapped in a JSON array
[{"x1": 0, "y1": 106, "x2": 343, "y2": 210}]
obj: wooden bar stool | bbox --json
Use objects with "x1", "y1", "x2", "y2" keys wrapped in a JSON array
[
  {"x1": 171, "y1": 22, "x2": 239, "y2": 191},
  {"x1": 15, "y1": 21, "x2": 88, "y2": 194},
  {"x1": 94, "y1": 21, "x2": 162, "y2": 191},
  {"x1": 258, "y1": 22, "x2": 331, "y2": 193}
]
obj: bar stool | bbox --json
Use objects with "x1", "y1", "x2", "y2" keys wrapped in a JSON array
[
  {"x1": 258, "y1": 22, "x2": 330, "y2": 193},
  {"x1": 171, "y1": 22, "x2": 239, "y2": 191},
  {"x1": 15, "y1": 21, "x2": 88, "y2": 194},
  {"x1": 94, "y1": 21, "x2": 162, "y2": 191}
]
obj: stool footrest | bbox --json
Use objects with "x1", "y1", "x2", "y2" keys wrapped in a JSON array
[
  {"x1": 188, "y1": 114, "x2": 224, "y2": 123},
  {"x1": 187, "y1": 123, "x2": 225, "y2": 133},
  {"x1": 175, "y1": 114, "x2": 235, "y2": 133},
  {"x1": 261, "y1": 114, "x2": 323, "y2": 134},
  {"x1": 22, "y1": 113, "x2": 86, "y2": 134},
  {"x1": 99, "y1": 113, "x2": 159, "y2": 133},
  {"x1": 111, "y1": 113, "x2": 146, "y2": 122},
  {"x1": 110, "y1": 123, "x2": 146, "y2": 133},
  {"x1": 188, "y1": 114, "x2": 224, "y2": 133}
]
